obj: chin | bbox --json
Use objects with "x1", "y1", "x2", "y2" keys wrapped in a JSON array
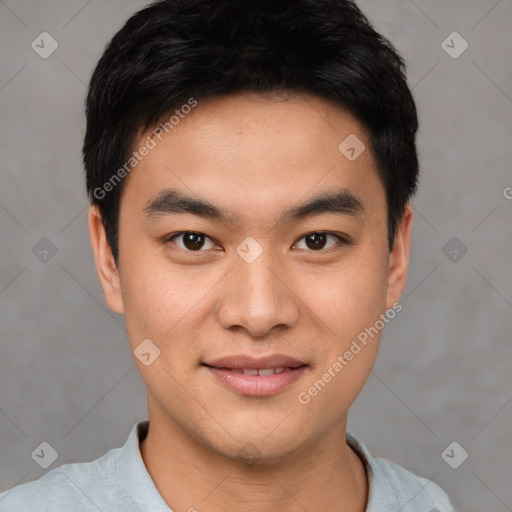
[{"x1": 207, "y1": 422, "x2": 312, "y2": 465}]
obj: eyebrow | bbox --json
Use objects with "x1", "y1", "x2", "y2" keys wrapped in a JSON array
[{"x1": 143, "y1": 188, "x2": 364, "y2": 224}]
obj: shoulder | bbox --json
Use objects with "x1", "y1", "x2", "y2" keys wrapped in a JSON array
[
  {"x1": 372, "y1": 456, "x2": 455, "y2": 511},
  {"x1": 0, "y1": 447, "x2": 129, "y2": 512},
  {"x1": 346, "y1": 432, "x2": 456, "y2": 512}
]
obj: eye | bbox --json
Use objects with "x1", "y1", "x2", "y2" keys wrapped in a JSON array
[
  {"x1": 166, "y1": 231, "x2": 220, "y2": 252},
  {"x1": 293, "y1": 232, "x2": 347, "y2": 251}
]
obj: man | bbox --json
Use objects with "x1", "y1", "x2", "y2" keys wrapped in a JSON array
[{"x1": 0, "y1": 0, "x2": 455, "y2": 510}]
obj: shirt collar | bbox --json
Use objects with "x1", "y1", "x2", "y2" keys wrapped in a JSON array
[
  {"x1": 346, "y1": 431, "x2": 399, "y2": 510},
  {"x1": 115, "y1": 420, "x2": 395, "y2": 511},
  {"x1": 115, "y1": 420, "x2": 173, "y2": 511}
]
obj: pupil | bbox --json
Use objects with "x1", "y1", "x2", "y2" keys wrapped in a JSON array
[
  {"x1": 184, "y1": 232, "x2": 204, "y2": 250},
  {"x1": 306, "y1": 233, "x2": 326, "y2": 250}
]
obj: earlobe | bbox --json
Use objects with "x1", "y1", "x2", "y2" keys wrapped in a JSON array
[
  {"x1": 385, "y1": 204, "x2": 413, "y2": 310},
  {"x1": 88, "y1": 205, "x2": 125, "y2": 315}
]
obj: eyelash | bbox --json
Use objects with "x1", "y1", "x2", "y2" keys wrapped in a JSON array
[{"x1": 163, "y1": 231, "x2": 349, "y2": 253}]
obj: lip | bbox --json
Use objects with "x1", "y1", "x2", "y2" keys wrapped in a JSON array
[
  {"x1": 203, "y1": 354, "x2": 308, "y2": 397},
  {"x1": 204, "y1": 354, "x2": 306, "y2": 370}
]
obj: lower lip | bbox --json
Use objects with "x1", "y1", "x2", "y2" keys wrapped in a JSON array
[{"x1": 205, "y1": 366, "x2": 307, "y2": 397}]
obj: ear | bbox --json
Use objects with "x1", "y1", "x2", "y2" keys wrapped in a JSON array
[
  {"x1": 385, "y1": 203, "x2": 413, "y2": 310},
  {"x1": 88, "y1": 205, "x2": 125, "y2": 315}
]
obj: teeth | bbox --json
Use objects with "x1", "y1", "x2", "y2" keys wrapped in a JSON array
[
  {"x1": 238, "y1": 367, "x2": 287, "y2": 375},
  {"x1": 223, "y1": 367, "x2": 292, "y2": 375}
]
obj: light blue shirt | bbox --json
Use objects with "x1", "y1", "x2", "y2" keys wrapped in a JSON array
[{"x1": 0, "y1": 420, "x2": 455, "y2": 511}]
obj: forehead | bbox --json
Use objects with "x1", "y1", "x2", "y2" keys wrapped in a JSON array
[{"x1": 120, "y1": 92, "x2": 385, "y2": 224}]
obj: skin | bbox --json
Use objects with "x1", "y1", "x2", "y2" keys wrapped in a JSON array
[{"x1": 89, "y1": 92, "x2": 413, "y2": 512}]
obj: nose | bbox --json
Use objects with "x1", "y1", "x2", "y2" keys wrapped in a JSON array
[{"x1": 215, "y1": 249, "x2": 300, "y2": 338}]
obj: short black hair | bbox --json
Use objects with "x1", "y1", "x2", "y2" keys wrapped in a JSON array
[{"x1": 83, "y1": 0, "x2": 419, "y2": 264}]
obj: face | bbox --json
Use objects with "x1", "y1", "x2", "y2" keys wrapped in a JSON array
[{"x1": 89, "y1": 92, "x2": 412, "y2": 462}]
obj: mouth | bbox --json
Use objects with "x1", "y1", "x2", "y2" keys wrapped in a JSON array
[
  {"x1": 202, "y1": 354, "x2": 308, "y2": 397},
  {"x1": 205, "y1": 366, "x2": 300, "y2": 375}
]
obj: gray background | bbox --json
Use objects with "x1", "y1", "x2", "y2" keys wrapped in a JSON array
[{"x1": 0, "y1": 1, "x2": 511, "y2": 510}]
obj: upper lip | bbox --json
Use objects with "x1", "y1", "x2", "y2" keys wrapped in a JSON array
[{"x1": 203, "y1": 354, "x2": 307, "y2": 369}]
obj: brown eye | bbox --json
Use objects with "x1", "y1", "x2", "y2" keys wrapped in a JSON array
[
  {"x1": 168, "y1": 232, "x2": 219, "y2": 251},
  {"x1": 182, "y1": 232, "x2": 205, "y2": 250},
  {"x1": 294, "y1": 232, "x2": 345, "y2": 251},
  {"x1": 304, "y1": 233, "x2": 327, "y2": 250}
]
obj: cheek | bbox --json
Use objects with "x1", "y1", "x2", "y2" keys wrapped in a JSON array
[
  {"x1": 296, "y1": 265, "x2": 388, "y2": 418},
  {"x1": 305, "y1": 256, "x2": 389, "y2": 344},
  {"x1": 119, "y1": 265, "x2": 208, "y2": 401},
  {"x1": 122, "y1": 272, "x2": 189, "y2": 342},
  {"x1": 119, "y1": 251, "x2": 220, "y2": 359}
]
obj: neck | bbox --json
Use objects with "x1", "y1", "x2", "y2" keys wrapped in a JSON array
[{"x1": 139, "y1": 412, "x2": 368, "y2": 512}]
